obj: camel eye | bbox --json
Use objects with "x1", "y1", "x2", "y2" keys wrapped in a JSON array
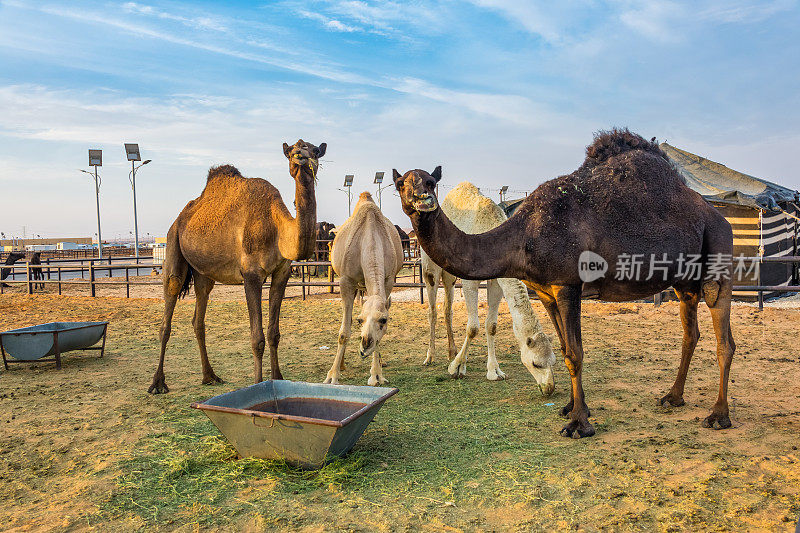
[
  {"x1": 527, "y1": 337, "x2": 534, "y2": 347},
  {"x1": 378, "y1": 318, "x2": 388, "y2": 326}
]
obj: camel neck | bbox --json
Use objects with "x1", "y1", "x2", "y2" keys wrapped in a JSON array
[
  {"x1": 411, "y1": 208, "x2": 522, "y2": 280},
  {"x1": 279, "y1": 169, "x2": 317, "y2": 260}
]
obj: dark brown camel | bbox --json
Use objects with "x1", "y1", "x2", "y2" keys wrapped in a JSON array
[
  {"x1": 394, "y1": 225, "x2": 411, "y2": 259},
  {"x1": 394, "y1": 130, "x2": 735, "y2": 438},
  {"x1": 148, "y1": 139, "x2": 326, "y2": 393},
  {"x1": 312, "y1": 221, "x2": 336, "y2": 276},
  {"x1": 1, "y1": 252, "x2": 24, "y2": 287},
  {"x1": 30, "y1": 252, "x2": 44, "y2": 291}
]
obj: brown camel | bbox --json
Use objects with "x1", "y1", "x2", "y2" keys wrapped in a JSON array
[
  {"x1": 148, "y1": 139, "x2": 326, "y2": 394},
  {"x1": 30, "y1": 252, "x2": 44, "y2": 291},
  {"x1": 394, "y1": 129, "x2": 735, "y2": 438}
]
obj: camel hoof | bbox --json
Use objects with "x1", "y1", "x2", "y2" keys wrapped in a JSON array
[
  {"x1": 659, "y1": 392, "x2": 685, "y2": 407},
  {"x1": 202, "y1": 373, "x2": 224, "y2": 385},
  {"x1": 147, "y1": 376, "x2": 169, "y2": 394},
  {"x1": 702, "y1": 412, "x2": 732, "y2": 430},
  {"x1": 448, "y1": 360, "x2": 466, "y2": 379},
  {"x1": 324, "y1": 377, "x2": 340, "y2": 385},
  {"x1": 560, "y1": 419, "x2": 595, "y2": 439},
  {"x1": 486, "y1": 369, "x2": 506, "y2": 381},
  {"x1": 368, "y1": 375, "x2": 387, "y2": 386},
  {"x1": 422, "y1": 354, "x2": 433, "y2": 366}
]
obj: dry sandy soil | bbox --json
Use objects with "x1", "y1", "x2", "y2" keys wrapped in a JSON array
[{"x1": 0, "y1": 290, "x2": 798, "y2": 532}]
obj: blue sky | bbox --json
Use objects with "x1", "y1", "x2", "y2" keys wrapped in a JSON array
[{"x1": 0, "y1": 0, "x2": 798, "y2": 239}]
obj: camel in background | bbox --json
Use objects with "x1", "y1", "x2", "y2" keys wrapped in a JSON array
[
  {"x1": 1, "y1": 252, "x2": 25, "y2": 288},
  {"x1": 394, "y1": 225, "x2": 411, "y2": 259},
  {"x1": 395, "y1": 129, "x2": 735, "y2": 438},
  {"x1": 30, "y1": 252, "x2": 44, "y2": 291},
  {"x1": 312, "y1": 221, "x2": 336, "y2": 276},
  {"x1": 324, "y1": 192, "x2": 403, "y2": 386},
  {"x1": 422, "y1": 182, "x2": 555, "y2": 393},
  {"x1": 148, "y1": 139, "x2": 326, "y2": 393}
]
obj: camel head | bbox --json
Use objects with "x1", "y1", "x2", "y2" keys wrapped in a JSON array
[
  {"x1": 515, "y1": 328, "x2": 556, "y2": 397},
  {"x1": 356, "y1": 294, "x2": 391, "y2": 359},
  {"x1": 283, "y1": 139, "x2": 326, "y2": 182},
  {"x1": 393, "y1": 166, "x2": 441, "y2": 215}
]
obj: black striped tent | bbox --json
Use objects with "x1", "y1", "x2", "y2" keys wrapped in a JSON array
[{"x1": 661, "y1": 143, "x2": 800, "y2": 298}]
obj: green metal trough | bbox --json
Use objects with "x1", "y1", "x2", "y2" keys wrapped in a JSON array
[
  {"x1": 192, "y1": 380, "x2": 398, "y2": 469},
  {"x1": 0, "y1": 321, "x2": 108, "y2": 369}
]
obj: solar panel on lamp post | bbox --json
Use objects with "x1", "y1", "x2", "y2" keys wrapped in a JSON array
[
  {"x1": 339, "y1": 174, "x2": 354, "y2": 216},
  {"x1": 125, "y1": 143, "x2": 151, "y2": 263},
  {"x1": 80, "y1": 149, "x2": 104, "y2": 259}
]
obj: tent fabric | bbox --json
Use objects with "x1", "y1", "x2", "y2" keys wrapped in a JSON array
[{"x1": 660, "y1": 143, "x2": 798, "y2": 211}]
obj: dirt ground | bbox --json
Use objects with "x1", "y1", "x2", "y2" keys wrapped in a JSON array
[{"x1": 0, "y1": 291, "x2": 798, "y2": 532}]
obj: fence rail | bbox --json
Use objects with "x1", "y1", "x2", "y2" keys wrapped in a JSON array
[{"x1": 3, "y1": 253, "x2": 798, "y2": 309}]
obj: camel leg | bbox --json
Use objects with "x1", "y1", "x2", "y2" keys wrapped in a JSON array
[
  {"x1": 555, "y1": 286, "x2": 594, "y2": 438},
  {"x1": 148, "y1": 240, "x2": 188, "y2": 394},
  {"x1": 702, "y1": 281, "x2": 735, "y2": 430},
  {"x1": 485, "y1": 279, "x2": 506, "y2": 381},
  {"x1": 423, "y1": 269, "x2": 439, "y2": 365},
  {"x1": 265, "y1": 261, "x2": 291, "y2": 381},
  {"x1": 537, "y1": 290, "x2": 575, "y2": 417},
  {"x1": 442, "y1": 271, "x2": 458, "y2": 361},
  {"x1": 368, "y1": 349, "x2": 388, "y2": 386},
  {"x1": 449, "y1": 279, "x2": 480, "y2": 378},
  {"x1": 243, "y1": 272, "x2": 267, "y2": 383},
  {"x1": 325, "y1": 278, "x2": 356, "y2": 384},
  {"x1": 192, "y1": 272, "x2": 223, "y2": 385},
  {"x1": 660, "y1": 288, "x2": 700, "y2": 407}
]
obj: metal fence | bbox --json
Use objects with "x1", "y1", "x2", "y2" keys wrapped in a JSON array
[{"x1": 2, "y1": 251, "x2": 797, "y2": 309}]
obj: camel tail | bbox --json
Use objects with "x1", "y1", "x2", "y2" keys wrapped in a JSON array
[{"x1": 180, "y1": 265, "x2": 193, "y2": 299}]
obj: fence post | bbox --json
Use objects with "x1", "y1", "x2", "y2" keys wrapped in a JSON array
[
  {"x1": 125, "y1": 267, "x2": 130, "y2": 298},
  {"x1": 26, "y1": 262, "x2": 32, "y2": 295},
  {"x1": 90, "y1": 263, "x2": 96, "y2": 297},
  {"x1": 57, "y1": 266, "x2": 62, "y2": 296},
  {"x1": 301, "y1": 263, "x2": 306, "y2": 301}
]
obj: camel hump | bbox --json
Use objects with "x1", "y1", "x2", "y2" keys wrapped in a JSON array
[
  {"x1": 206, "y1": 164, "x2": 243, "y2": 183},
  {"x1": 443, "y1": 181, "x2": 507, "y2": 233},
  {"x1": 584, "y1": 128, "x2": 667, "y2": 166}
]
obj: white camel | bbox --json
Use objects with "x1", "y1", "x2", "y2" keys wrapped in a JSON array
[
  {"x1": 422, "y1": 181, "x2": 556, "y2": 394},
  {"x1": 325, "y1": 192, "x2": 404, "y2": 386}
]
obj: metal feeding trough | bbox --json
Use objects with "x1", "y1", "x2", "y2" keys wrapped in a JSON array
[
  {"x1": 0, "y1": 321, "x2": 108, "y2": 370},
  {"x1": 192, "y1": 380, "x2": 398, "y2": 468}
]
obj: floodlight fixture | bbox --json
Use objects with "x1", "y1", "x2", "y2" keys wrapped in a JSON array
[
  {"x1": 124, "y1": 143, "x2": 141, "y2": 161},
  {"x1": 88, "y1": 149, "x2": 102, "y2": 167},
  {"x1": 343, "y1": 174, "x2": 354, "y2": 187},
  {"x1": 374, "y1": 171, "x2": 384, "y2": 184}
]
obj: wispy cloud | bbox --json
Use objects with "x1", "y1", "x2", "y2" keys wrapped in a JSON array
[
  {"x1": 297, "y1": 9, "x2": 361, "y2": 32},
  {"x1": 121, "y1": 2, "x2": 228, "y2": 32}
]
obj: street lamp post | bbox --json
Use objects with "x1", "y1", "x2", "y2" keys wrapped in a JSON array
[
  {"x1": 500, "y1": 185, "x2": 509, "y2": 203},
  {"x1": 125, "y1": 143, "x2": 151, "y2": 263},
  {"x1": 374, "y1": 171, "x2": 392, "y2": 209},
  {"x1": 80, "y1": 149, "x2": 104, "y2": 258},
  {"x1": 339, "y1": 174, "x2": 354, "y2": 216}
]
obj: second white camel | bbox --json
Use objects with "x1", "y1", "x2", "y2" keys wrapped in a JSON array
[{"x1": 422, "y1": 181, "x2": 556, "y2": 394}]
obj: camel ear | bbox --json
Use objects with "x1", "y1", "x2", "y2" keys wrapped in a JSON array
[
  {"x1": 393, "y1": 169, "x2": 404, "y2": 189},
  {"x1": 431, "y1": 166, "x2": 442, "y2": 182},
  {"x1": 283, "y1": 143, "x2": 292, "y2": 158},
  {"x1": 316, "y1": 143, "x2": 327, "y2": 158}
]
